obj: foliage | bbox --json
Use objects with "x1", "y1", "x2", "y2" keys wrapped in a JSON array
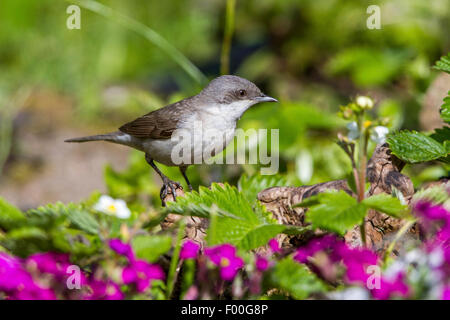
[
  {"x1": 387, "y1": 53, "x2": 450, "y2": 164},
  {"x1": 386, "y1": 130, "x2": 449, "y2": 163},
  {"x1": 295, "y1": 190, "x2": 408, "y2": 236},
  {"x1": 0, "y1": 0, "x2": 449, "y2": 301},
  {"x1": 269, "y1": 257, "x2": 326, "y2": 299},
  {"x1": 166, "y1": 182, "x2": 307, "y2": 250},
  {"x1": 433, "y1": 53, "x2": 450, "y2": 74}
]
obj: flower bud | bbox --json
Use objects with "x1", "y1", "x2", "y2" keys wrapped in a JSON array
[{"x1": 356, "y1": 96, "x2": 374, "y2": 110}]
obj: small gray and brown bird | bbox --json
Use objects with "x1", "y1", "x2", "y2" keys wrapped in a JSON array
[{"x1": 65, "y1": 75, "x2": 277, "y2": 205}]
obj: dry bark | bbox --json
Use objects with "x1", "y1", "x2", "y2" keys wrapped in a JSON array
[{"x1": 160, "y1": 186, "x2": 209, "y2": 248}]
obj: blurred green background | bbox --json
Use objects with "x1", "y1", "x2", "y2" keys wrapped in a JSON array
[{"x1": 0, "y1": 0, "x2": 449, "y2": 209}]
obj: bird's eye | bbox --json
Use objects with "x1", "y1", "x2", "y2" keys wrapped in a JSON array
[{"x1": 238, "y1": 89, "x2": 246, "y2": 97}]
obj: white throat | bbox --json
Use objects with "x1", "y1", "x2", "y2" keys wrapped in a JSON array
[{"x1": 202, "y1": 100, "x2": 254, "y2": 121}]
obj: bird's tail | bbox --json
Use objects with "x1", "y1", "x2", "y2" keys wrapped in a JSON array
[{"x1": 64, "y1": 131, "x2": 122, "y2": 143}]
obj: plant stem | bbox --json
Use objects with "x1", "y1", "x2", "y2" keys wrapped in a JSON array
[
  {"x1": 357, "y1": 112, "x2": 368, "y2": 246},
  {"x1": 220, "y1": 0, "x2": 236, "y2": 75},
  {"x1": 166, "y1": 218, "x2": 186, "y2": 298}
]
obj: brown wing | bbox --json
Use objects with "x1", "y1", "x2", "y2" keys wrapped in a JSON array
[{"x1": 119, "y1": 101, "x2": 185, "y2": 139}]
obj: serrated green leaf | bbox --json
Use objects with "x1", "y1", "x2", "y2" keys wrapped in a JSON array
[
  {"x1": 431, "y1": 125, "x2": 450, "y2": 144},
  {"x1": 238, "y1": 174, "x2": 288, "y2": 205},
  {"x1": 166, "y1": 183, "x2": 288, "y2": 250},
  {"x1": 0, "y1": 197, "x2": 26, "y2": 230},
  {"x1": 66, "y1": 207, "x2": 100, "y2": 235},
  {"x1": 440, "y1": 94, "x2": 450, "y2": 123},
  {"x1": 304, "y1": 190, "x2": 367, "y2": 236},
  {"x1": 433, "y1": 53, "x2": 450, "y2": 74},
  {"x1": 131, "y1": 235, "x2": 172, "y2": 263},
  {"x1": 270, "y1": 257, "x2": 326, "y2": 299},
  {"x1": 387, "y1": 130, "x2": 448, "y2": 163},
  {"x1": 28, "y1": 202, "x2": 99, "y2": 235},
  {"x1": 362, "y1": 193, "x2": 409, "y2": 218}
]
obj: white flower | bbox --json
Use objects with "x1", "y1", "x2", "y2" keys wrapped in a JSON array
[
  {"x1": 93, "y1": 195, "x2": 131, "y2": 219},
  {"x1": 405, "y1": 249, "x2": 427, "y2": 265},
  {"x1": 384, "y1": 260, "x2": 406, "y2": 281},
  {"x1": 428, "y1": 248, "x2": 444, "y2": 268},
  {"x1": 356, "y1": 96, "x2": 374, "y2": 109},
  {"x1": 328, "y1": 287, "x2": 370, "y2": 300},
  {"x1": 346, "y1": 121, "x2": 360, "y2": 140},
  {"x1": 370, "y1": 126, "x2": 389, "y2": 144}
]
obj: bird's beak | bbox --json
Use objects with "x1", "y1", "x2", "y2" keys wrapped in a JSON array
[{"x1": 254, "y1": 94, "x2": 278, "y2": 103}]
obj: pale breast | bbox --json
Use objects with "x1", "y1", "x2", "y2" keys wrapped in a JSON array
[{"x1": 142, "y1": 111, "x2": 237, "y2": 166}]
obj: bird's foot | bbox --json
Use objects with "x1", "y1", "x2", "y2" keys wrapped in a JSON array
[{"x1": 160, "y1": 178, "x2": 182, "y2": 206}]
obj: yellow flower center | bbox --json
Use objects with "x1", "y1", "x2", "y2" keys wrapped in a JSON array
[
  {"x1": 363, "y1": 120, "x2": 372, "y2": 129},
  {"x1": 220, "y1": 257, "x2": 230, "y2": 267},
  {"x1": 107, "y1": 204, "x2": 117, "y2": 213}
]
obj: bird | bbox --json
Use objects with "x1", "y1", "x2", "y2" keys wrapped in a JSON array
[{"x1": 65, "y1": 75, "x2": 277, "y2": 205}]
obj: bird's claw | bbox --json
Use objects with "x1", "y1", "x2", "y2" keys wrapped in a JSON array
[{"x1": 160, "y1": 179, "x2": 182, "y2": 206}]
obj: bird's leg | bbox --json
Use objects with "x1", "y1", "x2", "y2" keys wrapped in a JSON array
[
  {"x1": 179, "y1": 166, "x2": 193, "y2": 192},
  {"x1": 145, "y1": 153, "x2": 181, "y2": 206}
]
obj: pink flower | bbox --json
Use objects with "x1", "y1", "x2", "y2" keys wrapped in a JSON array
[
  {"x1": 371, "y1": 273, "x2": 409, "y2": 300},
  {"x1": 268, "y1": 238, "x2": 281, "y2": 253},
  {"x1": 183, "y1": 286, "x2": 199, "y2": 300},
  {"x1": 122, "y1": 259, "x2": 165, "y2": 292},
  {"x1": 180, "y1": 240, "x2": 200, "y2": 260},
  {"x1": 205, "y1": 244, "x2": 244, "y2": 281},
  {"x1": 108, "y1": 239, "x2": 135, "y2": 261},
  {"x1": 255, "y1": 255, "x2": 269, "y2": 272},
  {"x1": 0, "y1": 253, "x2": 57, "y2": 300},
  {"x1": 442, "y1": 287, "x2": 450, "y2": 300},
  {"x1": 293, "y1": 235, "x2": 338, "y2": 263},
  {"x1": 84, "y1": 279, "x2": 124, "y2": 300},
  {"x1": 26, "y1": 252, "x2": 72, "y2": 280}
]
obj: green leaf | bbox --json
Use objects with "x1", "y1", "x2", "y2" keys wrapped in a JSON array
[
  {"x1": 270, "y1": 258, "x2": 326, "y2": 299},
  {"x1": 387, "y1": 130, "x2": 448, "y2": 163},
  {"x1": 66, "y1": 207, "x2": 100, "y2": 235},
  {"x1": 439, "y1": 94, "x2": 450, "y2": 123},
  {"x1": 28, "y1": 203, "x2": 99, "y2": 235},
  {"x1": 8, "y1": 226, "x2": 47, "y2": 240},
  {"x1": 166, "y1": 183, "x2": 289, "y2": 250},
  {"x1": 431, "y1": 125, "x2": 450, "y2": 143},
  {"x1": 433, "y1": 53, "x2": 450, "y2": 74},
  {"x1": 0, "y1": 197, "x2": 26, "y2": 230},
  {"x1": 131, "y1": 235, "x2": 172, "y2": 263},
  {"x1": 238, "y1": 174, "x2": 288, "y2": 205},
  {"x1": 303, "y1": 190, "x2": 367, "y2": 236},
  {"x1": 362, "y1": 193, "x2": 409, "y2": 218}
]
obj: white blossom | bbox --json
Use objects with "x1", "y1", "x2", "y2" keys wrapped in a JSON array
[
  {"x1": 356, "y1": 96, "x2": 374, "y2": 109},
  {"x1": 93, "y1": 195, "x2": 131, "y2": 219},
  {"x1": 428, "y1": 248, "x2": 444, "y2": 268},
  {"x1": 328, "y1": 287, "x2": 370, "y2": 300},
  {"x1": 370, "y1": 126, "x2": 389, "y2": 144}
]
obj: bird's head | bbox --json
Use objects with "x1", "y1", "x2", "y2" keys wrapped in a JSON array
[{"x1": 199, "y1": 75, "x2": 277, "y2": 119}]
